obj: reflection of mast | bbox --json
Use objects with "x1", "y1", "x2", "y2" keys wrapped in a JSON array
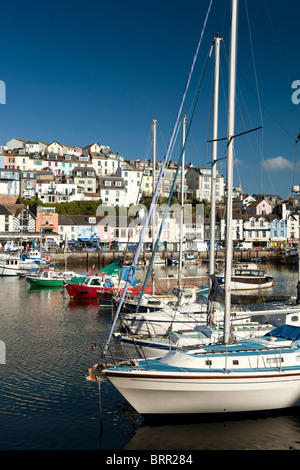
[
  {"x1": 152, "y1": 119, "x2": 157, "y2": 294},
  {"x1": 178, "y1": 115, "x2": 186, "y2": 303}
]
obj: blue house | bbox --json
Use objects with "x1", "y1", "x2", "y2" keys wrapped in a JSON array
[{"x1": 270, "y1": 217, "x2": 287, "y2": 248}]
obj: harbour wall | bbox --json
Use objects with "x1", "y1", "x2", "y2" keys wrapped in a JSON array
[{"x1": 47, "y1": 249, "x2": 277, "y2": 270}]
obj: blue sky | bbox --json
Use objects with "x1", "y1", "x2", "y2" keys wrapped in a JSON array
[{"x1": 0, "y1": 0, "x2": 300, "y2": 199}]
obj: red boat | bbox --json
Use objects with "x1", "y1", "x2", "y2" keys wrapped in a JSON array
[{"x1": 65, "y1": 273, "x2": 153, "y2": 302}]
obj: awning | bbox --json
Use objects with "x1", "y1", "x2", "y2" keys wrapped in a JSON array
[{"x1": 78, "y1": 237, "x2": 101, "y2": 242}]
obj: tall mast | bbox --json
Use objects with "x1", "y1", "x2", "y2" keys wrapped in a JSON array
[
  {"x1": 209, "y1": 34, "x2": 222, "y2": 282},
  {"x1": 178, "y1": 115, "x2": 186, "y2": 302},
  {"x1": 224, "y1": 0, "x2": 239, "y2": 344},
  {"x1": 152, "y1": 119, "x2": 157, "y2": 294}
]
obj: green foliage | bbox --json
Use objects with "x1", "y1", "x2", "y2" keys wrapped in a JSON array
[{"x1": 17, "y1": 197, "x2": 103, "y2": 215}]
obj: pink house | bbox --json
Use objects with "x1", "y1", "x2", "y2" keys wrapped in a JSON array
[
  {"x1": 247, "y1": 199, "x2": 272, "y2": 216},
  {"x1": 4, "y1": 152, "x2": 18, "y2": 169},
  {"x1": 43, "y1": 156, "x2": 62, "y2": 177},
  {"x1": 97, "y1": 219, "x2": 113, "y2": 241}
]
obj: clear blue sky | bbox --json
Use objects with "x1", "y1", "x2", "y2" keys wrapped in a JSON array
[{"x1": 0, "y1": 0, "x2": 300, "y2": 199}]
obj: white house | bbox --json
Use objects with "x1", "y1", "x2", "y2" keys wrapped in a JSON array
[
  {"x1": 36, "y1": 180, "x2": 84, "y2": 203},
  {"x1": 243, "y1": 215, "x2": 270, "y2": 248},
  {"x1": 220, "y1": 217, "x2": 244, "y2": 243},
  {"x1": 58, "y1": 214, "x2": 78, "y2": 243},
  {"x1": 6, "y1": 138, "x2": 26, "y2": 151},
  {"x1": 99, "y1": 176, "x2": 127, "y2": 206},
  {"x1": 82, "y1": 143, "x2": 101, "y2": 157},
  {"x1": 25, "y1": 141, "x2": 48, "y2": 154},
  {"x1": 185, "y1": 166, "x2": 225, "y2": 202},
  {"x1": 0, "y1": 169, "x2": 20, "y2": 197},
  {"x1": 0, "y1": 204, "x2": 14, "y2": 233},
  {"x1": 91, "y1": 155, "x2": 119, "y2": 177},
  {"x1": 72, "y1": 167, "x2": 98, "y2": 194},
  {"x1": 235, "y1": 195, "x2": 256, "y2": 211},
  {"x1": 115, "y1": 162, "x2": 142, "y2": 206},
  {"x1": 286, "y1": 212, "x2": 300, "y2": 246}
]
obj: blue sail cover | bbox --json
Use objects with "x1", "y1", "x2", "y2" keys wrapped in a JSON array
[
  {"x1": 265, "y1": 324, "x2": 300, "y2": 341},
  {"x1": 120, "y1": 267, "x2": 138, "y2": 286}
]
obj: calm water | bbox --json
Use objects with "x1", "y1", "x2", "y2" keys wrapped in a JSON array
[{"x1": 1, "y1": 263, "x2": 300, "y2": 450}]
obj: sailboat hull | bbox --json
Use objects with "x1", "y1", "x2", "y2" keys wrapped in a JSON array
[{"x1": 104, "y1": 368, "x2": 300, "y2": 415}]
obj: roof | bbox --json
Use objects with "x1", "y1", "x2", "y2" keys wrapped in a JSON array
[
  {"x1": 0, "y1": 204, "x2": 13, "y2": 216},
  {"x1": 242, "y1": 214, "x2": 280, "y2": 222},
  {"x1": 58, "y1": 214, "x2": 75, "y2": 225},
  {"x1": 248, "y1": 200, "x2": 270, "y2": 207},
  {"x1": 58, "y1": 214, "x2": 133, "y2": 227}
]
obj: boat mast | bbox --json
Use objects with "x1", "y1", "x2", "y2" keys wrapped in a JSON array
[
  {"x1": 178, "y1": 115, "x2": 186, "y2": 303},
  {"x1": 152, "y1": 119, "x2": 157, "y2": 295},
  {"x1": 208, "y1": 33, "x2": 222, "y2": 323},
  {"x1": 224, "y1": 0, "x2": 239, "y2": 344},
  {"x1": 209, "y1": 34, "x2": 222, "y2": 282}
]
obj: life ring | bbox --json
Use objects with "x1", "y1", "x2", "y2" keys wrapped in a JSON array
[{"x1": 45, "y1": 256, "x2": 51, "y2": 262}]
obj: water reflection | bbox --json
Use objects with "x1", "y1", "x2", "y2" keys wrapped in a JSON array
[
  {"x1": 124, "y1": 412, "x2": 300, "y2": 450},
  {"x1": 1, "y1": 263, "x2": 300, "y2": 449}
]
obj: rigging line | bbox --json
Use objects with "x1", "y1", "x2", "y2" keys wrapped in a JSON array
[
  {"x1": 103, "y1": 0, "x2": 214, "y2": 353},
  {"x1": 264, "y1": 1, "x2": 300, "y2": 126},
  {"x1": 136, "y1": 48, "x2": 213, "y2": 311},
  {"x1": 245, "y1": 0, "x2": 265, "y2": 190},
  {"x1": 289, "y1": 141, "x2": 299, "y2": 199},
  {"x1": 237, "y1": 69, "x2": 296, "y2": 142},
  {"x1": 219, "y1": 43, "x2": 256, "y2": 191},
  {"x1": 203, "y1": 57, "x2": 215, "y2": 168},
  {"x1": 245, "y1": 0, "x2": 264, "y2": 134},
  {"x1": 221, "y1": 32, "x2": 297, "y2": 143},
  {"x1": 221, "y1": 40, "x2": 276, "y2": 195}
]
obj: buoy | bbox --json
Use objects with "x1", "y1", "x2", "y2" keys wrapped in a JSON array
[{"x1": 45, "y1": 256, "x2": 50, "y2": 262}]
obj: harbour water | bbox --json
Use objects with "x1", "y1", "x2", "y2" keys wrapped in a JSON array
[{"x1": 1, "y1": 262, "x2": 300, "y2": 451}]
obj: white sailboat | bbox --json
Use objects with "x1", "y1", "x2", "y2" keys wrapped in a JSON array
[{"x1": 88, "y1": 0, "x2": 300, "y2": 416}]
